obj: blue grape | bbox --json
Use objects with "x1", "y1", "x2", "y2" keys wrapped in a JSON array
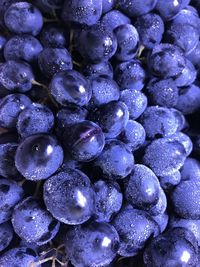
[
  {"x1": 120, "y1": 89, "x2": 147, "y2": 119},
  {"x1": 0, "y1": 247, "x2": 40, "y2": 267},
  {"x1": 139, "y1": 106, "x2": 181, "y2": 139},
  {"x1": 116, "y1": 0, "x2": 158, "y2": 17},
  {"x1": 62, "y1": 0, "x2": 102, "y2": 26},
  {"x1": 171, "y1": 108, "x2": 186, "y2": 132},
  {"x1": 12, "y1": 197, "x2": 60, "y2": 245},
  {"x1": 0, "y1": 34, "x2": 6, "y2": 59},
  {"x1": 50, "y1": 70, "x2": 92, "y2": 107},
  {"x1": 4, "y1": 34, "x2": 43, "y2": 62},
  {"x1": 119, "y1": 120, "x2": 146, "y2": 151},
  {"x1": 148, "y1": 43, "x2": 186, "y2": 78},
  {"x1": 187, "y1": 41, "x2": 200, "y2": 68},
  {"x1": 17, "y1": 103, "x2": 54, "y2": 138},
  {"x1": 135, "y1": 13, "x2": 164, "y2": 50},
  {"x1": 167, "y1": 132, "x2": 193, "y2": 156},
  {"x1": 39, "y1": 24, "x2": 69, "y2": 48},
  {"x1": 101, "y1": 9, "x2": 131, "y2": 32},
  {"x1": 159, "y1": 170, "x2": 181, "y2": 191},
  {"x1": 65, "y1": 221, "x2": 119, "y2": 267},
  {"x1": 77, "y1": 24, "x2": 117, "y2": 63},
  {"x1": 82, "y1": 61, "x2": 113, "y2": 79},
  {"x1": 4, "y1": 2, "x2": 43, "y2": 36},
  {"x1": 115, "y1": 60, "x2": 146, "y2": 90},
  {"x1": 38, "y1": 48, "x2": 72, "y2": 78},
  {"x1": 125, "y1": 164, "x2": 161, "y2": 211},
  {"x1": 89, "y1": 76, "x2": 120, "y2": 107},
  {"x1": 43, "y1": 169, "x2": 95, "y2": 224},
  {"x1": 148, "y1": 187, "x2": 167, "y2": 216},
  {"x1": 90, "y1": 101, "x2": 129, "y2": 139},
  {"x1": 0, "y1": 143, "x2": 19, "y2": 178},
  {"x1": 0, "y1": 178, "x2": 24, "y2": 224},
  {"x1": 102, "y1": 0, "x2": 115, "y2": 14},
  {"x1": 172, "y1": 180, "x2": 200, "y2": 219},
  {"x1": 114, "y1": 24, "x2": 139, "y2": 61},
  {"x1": 0, "y1": 222, "x2": 13, "y2": 252},
  {"x1": 0, "y1": 93, "x2": 32, "y2": 129},
  {"x1": 0, "y1": 60, "x2": 34, "y2": 92},
  {"x1": 145, "y1": 78, "x2": 179, "y2": 108},
  {"x1": 143, "y1": 137, "x2": 187, "y2": 176},
  {"x1": 152, "y1": 212, "x2": 169, "y2": 233},
  {"x1": 144, "y1": 227, "x2": 198, "y2": 267},
  {"x1": 94, "y1": 139, "x2": 134, "y2": 179},
  {"x1": 63, "y1": 120, "x2": 105, "y2": 162},
  {"x1": 175, "y1": 84, "x2": 200, "y2": 114},
  {"x1": 15, "y1": 134, "x2": 64, "y2": 181},
  {"x1": 180, "y1": 157, "x2": 200, "y2": 181},
  {"x1": 165, "y1": 23, "x2": 199, "y2": 55},
  {"x1": 94, "y1": 180, "x2": 123, "y2": 222},
  {"x1": 112, "y1": 207, "x2": 158, "y2": 257},
  {"x1": 156, "y1": 0, "x2": 190, "y2": 20}
]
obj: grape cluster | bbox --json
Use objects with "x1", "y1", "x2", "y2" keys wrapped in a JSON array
[{"x1": 0, "y1": 0, "x2": 200, "y2": 267}]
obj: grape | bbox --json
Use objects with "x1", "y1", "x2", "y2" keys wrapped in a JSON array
[
  {"x1": 90, "y1": 101, "x2": 129, "y2": 139},
  {"x1": 152, "y1": 212, "x2": 169, "y2": 233},
  {"x1": 94, "y1": 180, "x2": 123, "y2": 222},
  {"x1": 180, "y1": 157, "x2": 200, "y2": 181},
  {"x1": 112, "y1": 207, "x2": 158, "y2": 257},
  {"x1": 119, "y1": 120, "x2": 146, "y2": 151},
  {"x1": 115, "y1": 60, "x2": 146, "y2": 90},
  {"x1": 102, "y1": 0, "x2": 115, "y2": 14},
  {"x1": 62, "y1": 0, "x2": 102, "y2": 26},
  {"x1": 117, "y1": 0, "x2": 158, "y2": 17},
  {"x1": 0, "y1": 222, "x2": 13, "y2": 252},
  {"x1": 0, "y1": 60, "x2": 34, "y2": 92},
  {"x1": 15, "y1": 134, "x2": 64, "y2": 181},
  {"x1": 135, "y1": 13, "x2": 164, "y2": 50},
  {"x1": 4, "y1": 34, "x2": 43, "y2": 62},
  {"x1": 38, "y1": 48, "x2": 72, "y2": 78},
  {"x1": 50, "y1": 70, "x2": 92, "y2": 107},
  {"x1": 43, "y1": 168, "x2": 95, "y2": 224},
  {"x1": 65, "y1": 221, "x2": 119, "y2": 267},
  {"x1": 62, "y1": 120, "x2": 105, "y2": 162},
  {"x1": 148, "y1": 187, "x2": 167, "y2": 216},
  {"x1": 0, "y1": 247, "x2": 40, "y2": 267},
  {"x1": 0, "y1": 178, "x2": 24, "y2": 224},
  {"x1": 166, "y1": 132, "x2": 193, "y2": 156},
  {"x1": 82, "y1": 61, "x2": 113, "y2": 79},
  {"x1": 12, "y1": 197, "x2": 60, "y2": 245},
  {"x1": 125, "y1": 164, "x2": 161, "y2": 211},
  {"x1": 0, "y1": 93, "x2": 31, "y2": 129},
  {"x1": 187, "y1": 41, "x2": 200, "y2": 68},
  {"x1": 17, "y1": 103, "x2": 54, "y2": 138},
  {"x1": 94, "y1": 139, "x2": 134, "y2": 179},
  {"x1": 4, "y1": 2, "x2": 43, "y2": 36},
  {"x1": 114, "y1": 24, "x2": 139, "y2": 61},
  {"x1": 120, "y1": 89, "x2": 147, "y2": 119},
  {"x1": 159, "y1": 170, "x2": 181, "y2": 191}
]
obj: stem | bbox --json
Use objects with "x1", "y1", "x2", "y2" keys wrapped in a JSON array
[{"x1": 33, "y1": 181, "x2": 42, "y2": 198}]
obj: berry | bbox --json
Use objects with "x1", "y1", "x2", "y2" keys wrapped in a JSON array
[{"x1": 0, "y1": 222, "x2": 13, "y2": 252}]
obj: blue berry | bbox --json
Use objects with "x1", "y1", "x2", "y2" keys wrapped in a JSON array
[
  {"x1": 15, "y1": 134, "x2": 64, "y2": 181},
  {"x1": 115, "y1": 60, "x2": 146, "y2": 90},
  {"x1": 120, "y1": 89, "x2": 147, "y2": 119},
  {"x1": 145, "y1": 78, "x2": 179, "y2": 108},
  {"x1": 12, "y1": 197, "x2": 60, "y2": 245},
  {"x1": 38, "y1": 48, "x2": 72, "y2": 78},
  {"x1": 63, "y1": 120, "x2": 105, "y2": 162},
  {"x1": 0, "y1": 247, "x2": 40, "y2": 267},
  {"x1": 4, "y1": 2, "x2": 43, "y2": 36},
  {"x1": 180, "y1": 157, "x2": 200, "y2": 181},
  {"x1": 94, "y1": 139, "x2": 134, "y2": 179},
  {"x1": 143, "y1": 137, "x2": 187, "y2": 176},
  {"x1": 90, "y1": 101, "x2": 129, "y2": 138},
  {"x1": 120, "y1": 120, "x2": 146, "y2": 151},
  {"x1": 82, "y1": 61, "x2": 113, "y2": 79},
  {"x1": 114, "y1": 24, "x2": 139, "y2": 61},
  {"x1": 0, "y1": 60, "x2": 34, "y2": 92},
  {"x1": 0, "y1": 222, "x2": 13, "y2": 252},
  {"x1": 112, "y1": 207, "x2": 158, "y2": 257},
  {"x1": 94, "y1": 180, "x2": 123, "y2": 222},
  {"x1": 77, "y1": 24, "x2": 117, "y2": 63},
  {"x1": 117, "y1": 0, "x2": 158, "y2": 17},
  {"x1": 0, "y1": 93, "x2": 31, "y2": 129},
  {"x1": 17, "y1": 103, "x2": 54, "y2": 138},
  {"x1": 50, "y1": 70, "x2": 92, "y2": 107},
  {"x1": 43, "y1": 169, "x2": 95, "y2": 224},
  {"x1": 0, "y1": 178, "x2": 24, "y2": 224},
  {"x1": 4, "y1": 34, "x2": 43, "y2": 63},
  {"x1": 62, "y1": 0, "x2": 102, "y2": 26},
  {"x1": 135, "y1": 13, "x2": 164, "y2": 50},
  {"x1": 65, "y1": 221, "x2": 119, "y2": 267}
]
